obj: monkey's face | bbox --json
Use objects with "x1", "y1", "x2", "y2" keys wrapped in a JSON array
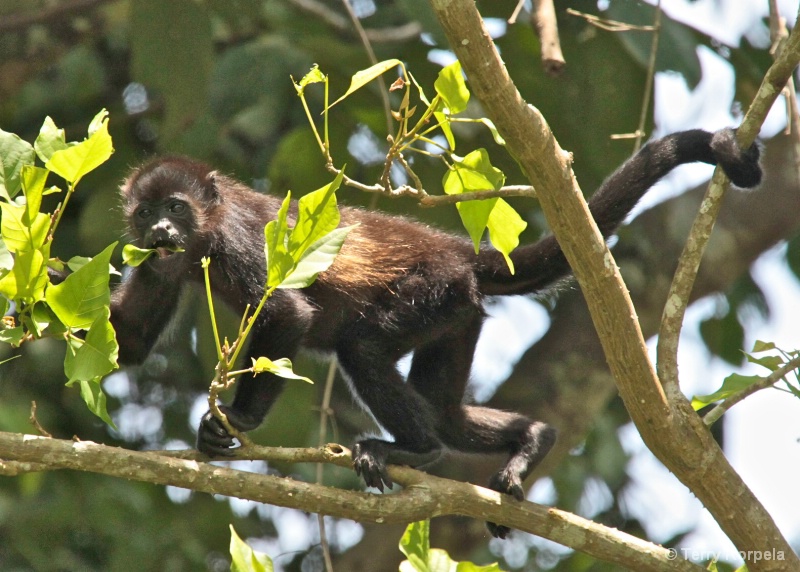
[{"x1": 131, "y1": 196, "x2": 196, "y2": 267}]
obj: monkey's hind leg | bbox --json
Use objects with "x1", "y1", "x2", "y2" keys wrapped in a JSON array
[
  {"x1": 336, "y1": 335, "x2": 444, "y2": 492},
  {"x1": 439, "y1": 405, "x2": 556, "y2": 538},
  {"x1": 406, "y1": 315, "x2": 557, "y2": 537}
]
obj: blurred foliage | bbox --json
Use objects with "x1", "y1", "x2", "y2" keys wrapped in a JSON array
[{"x1": 0, "y1": 0, "x2": 787, "y2": 570}]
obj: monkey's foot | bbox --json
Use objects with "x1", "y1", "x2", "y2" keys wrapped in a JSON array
[
  {"x1": 486, "y1": 470, "x2": 525, "y2": 539},
  {"x1": 352, "y1": 439, "x2": 394, "y2": 491}
]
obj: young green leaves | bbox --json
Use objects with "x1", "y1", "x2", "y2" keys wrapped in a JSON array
[
  {"x1": 443, "y1": 150, "x2": 527, "y2": 274},
  {"x1": 265, "y1": 171, "x2": 356, "y2": 289},
  {"x1": 298, "y1": 59, "x2": 528, "y2": 275},
  {"x1": 0, "y1": 112, "x2": 118, "y2": 425},
  {"x1": 204, "y1": 173, "x2": 354, "y2": 393},
  {"x1": 399, "y1": 520, "x2": 504, "y2": 572}
]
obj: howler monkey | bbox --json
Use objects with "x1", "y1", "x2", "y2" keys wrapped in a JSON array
[{"x1": 111, "y1": 129, "x2": 761, "y2": 537}]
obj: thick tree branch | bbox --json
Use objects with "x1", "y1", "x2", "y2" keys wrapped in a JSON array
[
  {"x1": 0, "y1": 432, "x2": 703, "y2": 572},
  {"x1": 428, "y1": 1, "x2": 800, "y2": 570}
]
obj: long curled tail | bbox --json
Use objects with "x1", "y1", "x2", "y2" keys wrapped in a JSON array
[{"x1": 476, "y1": 128, "x2": 762, "y2": 296}]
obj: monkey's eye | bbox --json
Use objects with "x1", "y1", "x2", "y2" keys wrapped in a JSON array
[
  {"x1": 137, "y1": 208, "x2": 152, "y2": 219},
  {"x1": 169, "y1": 202, "x2": 186, "y2": 215}
]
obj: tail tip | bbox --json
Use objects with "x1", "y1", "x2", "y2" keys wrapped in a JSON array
[{"x1": 711, "y1": 128, "x2": 763, "y2": 188}]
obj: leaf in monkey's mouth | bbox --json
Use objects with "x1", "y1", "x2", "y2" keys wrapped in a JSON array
[{"x1": 122, "y1": 243, "x2": 185, "y2": 267}]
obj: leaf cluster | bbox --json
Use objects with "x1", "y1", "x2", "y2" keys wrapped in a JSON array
[
  {"x1": 295, "y1": 60, "x2": 529, "y2": 273},
  {"x1": 0, "y1": 111, "x2": 117, "y2": 424}
]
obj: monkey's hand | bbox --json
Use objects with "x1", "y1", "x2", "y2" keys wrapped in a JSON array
[{"x1": 196, "y1": 406, "x2": 260, "y2": 457}]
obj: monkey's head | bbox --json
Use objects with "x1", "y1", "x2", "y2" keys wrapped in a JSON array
[{"x1": 121, "y1": 157, "x2": 221, "y2": 270}]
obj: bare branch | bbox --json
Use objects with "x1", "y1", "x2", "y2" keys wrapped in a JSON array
[
  {"x1": 566, "y1": 8, "x2": 656, "y2": 32},
  {"x1": 0, "y1": 431, "x2": 704, "y2": 572}
]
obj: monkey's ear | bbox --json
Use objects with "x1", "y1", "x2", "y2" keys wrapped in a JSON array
[{"x1": 204, "y1": 170, "x2": 222, "y2": 204}]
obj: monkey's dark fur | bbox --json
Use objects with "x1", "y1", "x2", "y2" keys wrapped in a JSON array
[{"x1": 111, "y1": 128, "x2": 761, "y2": 537}]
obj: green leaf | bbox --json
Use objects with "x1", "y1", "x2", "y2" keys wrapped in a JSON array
[
  {"x1": 23, "y1": 302, "x2": 50, "y2": 338},
  {"x1": 691, "y1": 373, "x2": 762, "y2": 410},
  {"x1": 251, "y1": 356, "x2": 313, "y2": 383},
  {"x1": 0, "y1": 201, "x2": 50, "y2": 254},
  {"x1": 74, "y1": 378, "x2": 116, "y2": 428},
  {"x1": 0, "y1": 128, "x2": 35, "y2": 200},
  {"x1": 442, "y1": 152, "x2": 523, "y2": 274},
  {"x1": 46, "y1": 117, "x2": 114, "y2": 186},
  {"x1": 87, "y1": 109, "x2": 109, "y2": 136},
  {"x1": 280, "y1": 225, "x2": 357, "y2": 289},
  {"x1": 443, "y1": 149, "x2": 506, "y2": 248},
  {"x1": 444, "y1": 149, "x2": 505, "y2": 197},
  {"x1": 0, "y1": 239, "x2": 12, "y2": 272},
  {"x1": 121, "y1": 243, "x2": 183, "y2": 267},
  {"x1": 21, "y1": 165, "x2": 48, "y2": 221},
  {"x1": 68, "y1": 254, "x2": 120, "y2": 276},
  {"x1": 434, "y1": 109, "x2": 456, "y2": 151},
  {"x1": 47, "y1": 242, "x2": 117, "y2": 329},
  {"x1": 288, "y1": 171, "x2": 344, "y2": 259},
  {"x1": 434, "y1": 60, "x2": 469, "y2": 115},
  {"x1": 293, "y1": 64, "x2": 326, "y2": 95},
  {"x1": 699, "y1": 312, "x2": 745, "y2": 366},
  {"x1": 264, "y1": 193, "x2": 294, "y2": 288},
  {"x1": 399, "y1": 521, "x2": 504, "y2": 572},
  {"x1": 0, "y1": 326, "x2": 25, "y2": 347},
  {"x1": 409, "y1": 71, "x2": 431, "y2": 107},
  {"x1": 328, "y1": 59, "x2": 403, "y2": 109},
  {"x1": 745, "y1": 353, "x2": 783, "y2": 371},
  {"x1": 64, "y1": 311, "x2": 118, "y2": 384},
  {"x1": 399, "y1": 520, "x2": 430, "y2": 572},
  {"x1": 751, "y1": 340, "x2": 776, "y2": 353},
  {"x1": 34, "y1": 116, "x2": 69, "y2": 164},
  {"x1": 0, "y1": 246, "x2": 49, "y2": 303},
  {"x1": 485, "y1": 199, "x2": 527, "y2": 275},
  {"x1": 230, "y1": 525, "x2": 274, "y2": 572},
  {"x1": 475, "y1": 118, "x2": 505, "y2": 146}
]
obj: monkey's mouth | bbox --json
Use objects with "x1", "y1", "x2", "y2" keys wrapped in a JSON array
[{"x1": 148, "y1": 240, "x2": 184, "y2": 260}]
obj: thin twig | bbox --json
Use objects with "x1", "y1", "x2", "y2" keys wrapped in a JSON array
[
  {"x1": 703, "y1": 355, "x2": 800, "y2": 426},
  {"x1": 339, "y1": 0, "x2": 394, "y2": 135},
  {"x1": 632, "y1": 0, "x2": 662, "y2": 153},
  {"x1": 566, "y1": 8, "x2": 656, "y2": 32},
  {"x1": 326, "y1": 163, "x2": 536, "y2": 206},
  {"x1": 286, "y1": 0, "x2": 421, "y2": 44},
  {"x1": 29, "y1": 401, "x2": 52, "y2": 438},
  {"x1": 508, "y1": 0, "x2": 526, "y2": 24},
  {"x1": 315, "y1": 358, "x2": 338, "y2": 572}
]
